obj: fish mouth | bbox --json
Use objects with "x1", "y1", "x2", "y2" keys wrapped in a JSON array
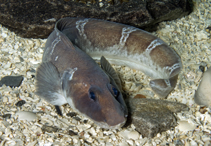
[{"x1": 93, "y1": 117, "x2": 127, "y2": 129}]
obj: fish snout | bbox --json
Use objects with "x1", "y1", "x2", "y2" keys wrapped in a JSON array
[
  {"x1": 99, "y1": 94, "x2": 127, "y2": 129},
  {"x1": 105, "y1": 108, "x2": 127, "y2": 129}
]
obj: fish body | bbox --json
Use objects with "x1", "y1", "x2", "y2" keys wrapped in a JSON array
[
  {"x1": 59, "y1": 17, "x2": 182, "y2": 98},
  {"x1": 36, "y1": 22, "x2": 128, "y2": 129},
  {"x1": 36, "y1": 17, "x2": 182, "y2": 128}
]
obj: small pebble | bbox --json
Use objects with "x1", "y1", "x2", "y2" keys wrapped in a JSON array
[
  {"x1": 2, "y1": 114, "x2": 11, "y2": 119},
  {"x1": 41, "y1": 125, "x2": 59, "y2": 133},
  {"x1": 66, "y1": 112, "x2": 77, "y2": 117},
  {"x1": 119, "y1": 129, "x2": 139, "y2": 140},
  {"x1": 134, "y1": 94, "x2": 146, "y2": 98},
  {"x1": 69, "y1": 130, "x2": 78, "y2": 136},
  {"x1": 199, "y1": 106, "x2": 207, "y2": 114},
  {"x1": 174, "y1": 140, "x2": 184, "y2": 145},
  {"x1": 73, "y1": 116, "x2": 81, "y2": 121},
  {"x1": 15, "y1": 100, "x2": 26, "y2": 107},
  {"x1": 55, "y1": 105, "x2": 62, "y2": 116},
  {"x1": 16, "y1": 111, "x2": 37, "y2": 121},
  {"x1": 194, "y1": 31, "x2": 208, "y2": 41},
  {"x1": 178, "y1": 121, "x2": 196, "y2": 132},
  {"x1": 199, "y1": 65, "x2": 205, "y2": 72},
  {"x1": 0, "y1": 75, "x2": 24, "y2": 87},
  {"x1": 206, "y1": 26, "x2": 211, "y2": 33}
]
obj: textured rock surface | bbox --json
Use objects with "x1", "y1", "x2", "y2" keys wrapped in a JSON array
[
  {"x1": 128, "y1": 98, "x2": 188, "y2": 138},
  {"x1": 0, "y1": 75, "x2": 23, "y2": 87},
  {"x1": 0, "y1": 0, "x2": 193, "y2": 38},
  {"x1": 194, "y1": 67, "x2": 211, "y2": 107}
]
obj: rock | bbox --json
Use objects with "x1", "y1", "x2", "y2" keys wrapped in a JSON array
[
  {"x1": 0, "y1": 0, "x2": 193, "y2": 38},
  {"x1": 0, "y1": 75, "x2": 23, "y2": 87},
  {"x1": 2, "y1": 114, "x2": 11, "y2": 120},
  {"x1": 199, "y1": 106, "x2": 207, "y2": 114},
  {"x1": 128, "y1": 98, "x2": 188, "y2": 138},
  {"x1": 206, "y1": 26, "x2": 211, "y2": 33},
  {"x1": 66, "y1": 112, "x2": 77, "y2": 117},
  {"x1": 41, "y1": 125, "x2": 59, "y2": 133},
  {"x1": 194, "y1": 67, "x2": 211, "y2": 107},
  {"x1": 73, "y1": 116, "x2": 81, "y2": 121},
  {"x1": 178, "y1": 120, "x2": 196, "y2": 132},
  {"x1": 55, "y1": 105, "x2": 62, "y2": 116},
  {"x1": 199, "y1": 65, "x2": 205, "y2": 72},
  {"x1": 16, "y1": 111, "x2": 37, "y2": 121},
  {"x1": 68, "y1": 130, "x2": 78, "y2": 136},
  {"x1": 15, "y1": 100, "x2": 26, "y2": 107},
  {"x1": 119, "y1": 129, "x2": 139, "y2": 140},
  {"x1": 194, "y1": 31, "x2": 208, "y2": 41}
]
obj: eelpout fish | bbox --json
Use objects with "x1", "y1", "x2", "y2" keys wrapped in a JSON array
[
  {"x1": 36, "y1": 22, "x2": 128, "y2": 129},
  {"x1": 36, "y1": 17, "x2": 182, "y2": 129}
]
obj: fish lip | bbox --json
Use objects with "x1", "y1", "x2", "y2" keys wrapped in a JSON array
[{"x1": 93, "y1": 117, "x2": 127, "y2": 129}]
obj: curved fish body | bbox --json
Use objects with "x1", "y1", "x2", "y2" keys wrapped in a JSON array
[
  {"x1": 36, "y1": 20, "x2": 128, "y2": 129},
  {"x1": 59, "y1": 17, "x2": 182, "y2": 98}
]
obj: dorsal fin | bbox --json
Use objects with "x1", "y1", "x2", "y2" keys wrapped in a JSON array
[{"x1": 100, "y1": 56, "x2": 122, "y2": 90}]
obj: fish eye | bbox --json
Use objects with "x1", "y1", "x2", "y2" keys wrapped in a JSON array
[
  {"x1": 89, "y1": 91, "x2": 96, "y2": 101},
  {"x1": 112, "y1": 87, "x2": 119, "y2": 97}
]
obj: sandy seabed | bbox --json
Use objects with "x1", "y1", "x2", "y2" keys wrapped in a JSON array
[{"x1": 0, "y1": 1, "x2": 211, "y2": 146}]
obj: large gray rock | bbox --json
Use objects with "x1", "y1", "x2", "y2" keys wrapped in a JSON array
[
  {"x1": 128, "y1": 97, "x2": 188, "y2": 138},
  {"x1": 194, "y1": 67, "x2": 211, "y2": 107},
  {"x1": 0, "y1": 0, "x2": 193, "y2": 38}
]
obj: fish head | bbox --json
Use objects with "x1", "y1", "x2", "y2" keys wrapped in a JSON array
[
  {"x1": 67, "y1": 74, "x2": 128, "y2": 129},
  {"x1": 61, "y1": 56, "x2": 127, "y2": 129}
]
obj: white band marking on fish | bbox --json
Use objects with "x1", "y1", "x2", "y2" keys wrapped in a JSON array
[
  {"x1": 120, "y1": 27, "x2": 137, "y2": 47},
  {"x1": 164, "y1": 79, "x2": 171, "y2": 87},
  {"x1": 50, "y1": 31, "x2": 61, "y2": 56},
  {"x1": 55, "y1": 56, "x2": 59, "y2": 61},
  {"x1": 67, "y1": 67, "x2": 78, "y2": 80},
  {"x1": 164, "y1": 63, "x2": 181, "y2": 76},
  {"x1": 145, "y1": 39, "x2": 163, "y2": 53},
  {"x1": 76, "y1": 19, "x2": 89, "y2": 39}
]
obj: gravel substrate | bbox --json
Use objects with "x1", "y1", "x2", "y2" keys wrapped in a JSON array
[{"x1": 0, "y1": 1, "x2": 211, "y2": 146}]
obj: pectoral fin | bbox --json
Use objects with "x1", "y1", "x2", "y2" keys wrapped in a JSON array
[
  {"x1": 149, "y1": 75, "x2": 178, "y2": 98},
  {"x1": 36, "y1": 62, "x2": 67, "y2": 106},
  {"x1": 100, "y1": 56, "x2": 122, "y2": 90}
]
